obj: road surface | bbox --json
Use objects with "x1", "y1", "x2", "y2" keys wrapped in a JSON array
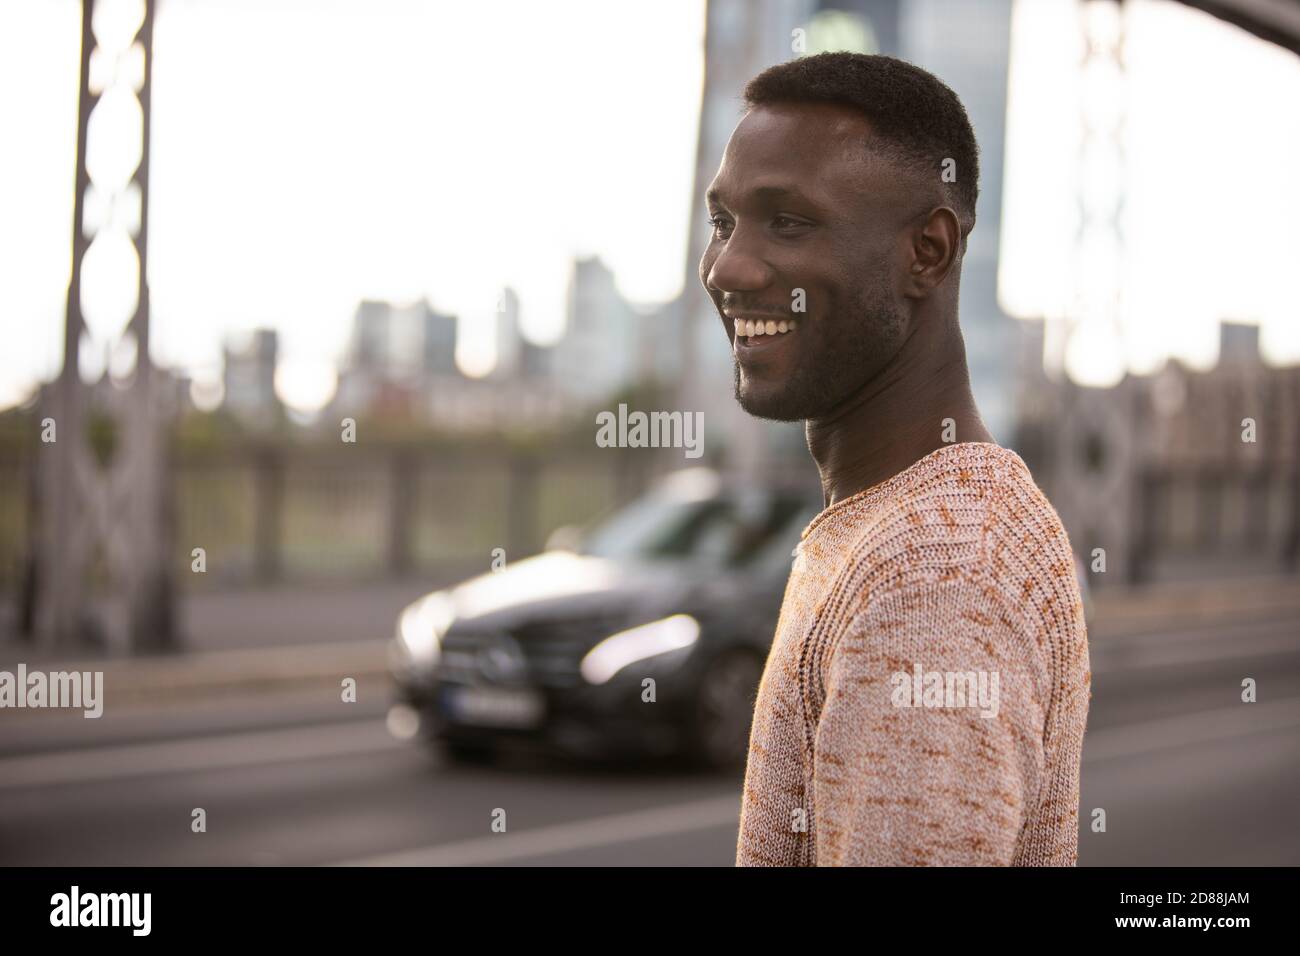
[{"x1": 1, "y1": 609, "x2": 1297, "y2": 866}]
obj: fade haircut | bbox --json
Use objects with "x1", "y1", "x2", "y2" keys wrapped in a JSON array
[{"x1": 743, "y1": 51, "x2": 980, "y2": 239}]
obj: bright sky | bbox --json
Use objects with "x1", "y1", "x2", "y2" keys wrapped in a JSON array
[
  {"x1": 1000, "y1": 0, "x2": 1300, "y2": 385},
  {"x1": 0, "y1": 0, "x2": 1296, "y2": 411},
  {"x1": 0, "y1": 0, "x2": 707, "y2": 409}
]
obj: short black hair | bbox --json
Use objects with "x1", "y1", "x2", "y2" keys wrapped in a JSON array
[{"x1": 743, "y1": 52, "x2": 980, "y2": 234}]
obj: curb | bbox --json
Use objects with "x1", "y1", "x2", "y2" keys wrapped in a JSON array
[
  {"x1": 1, "y1": 639, "x2": 391, "y2": 706},
  {"x1": 1090, "y1": 575, "x2": 1300, "y2": 636}
]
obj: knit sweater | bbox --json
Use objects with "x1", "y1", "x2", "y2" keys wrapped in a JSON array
[{"x1": 736, "y1": 441, "x2": 1090, "y2": 866}]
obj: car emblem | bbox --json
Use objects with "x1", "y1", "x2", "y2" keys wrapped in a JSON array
[{"x1": 476, "y1": 633, "x2": 527, "y2": 683}]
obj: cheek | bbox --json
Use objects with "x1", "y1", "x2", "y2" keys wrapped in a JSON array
[{"x1": 797, "y1": 273, "x2": 846, "y2": 322}]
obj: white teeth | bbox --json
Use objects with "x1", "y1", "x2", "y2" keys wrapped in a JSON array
[{"x1": 733, "y1": 316, "x2": 800, "y2": 339}]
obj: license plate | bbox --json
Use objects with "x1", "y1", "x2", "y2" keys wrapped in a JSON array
[{"x1": 444, "y1": 686, "x2": 544, "y2": 728}]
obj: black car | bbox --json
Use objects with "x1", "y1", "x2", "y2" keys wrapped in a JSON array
[{"x1": 388, "y1": 468, "x2": 817, "y2": 769}]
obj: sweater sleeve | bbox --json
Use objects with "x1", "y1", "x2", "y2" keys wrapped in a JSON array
[{"x1": 809, "y1": 575, "x2": 1051, "y2": 866}]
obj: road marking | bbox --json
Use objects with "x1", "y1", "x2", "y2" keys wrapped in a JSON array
[
  {"x1": 1083, "y1": 695, "x2": 1300, "y2": 763},
  {"x1": 0, "y1": 719, "x2": 398, "y2": 790},
  {"x1": 333, "y1": 793, "x2": 742, "y2": 867},
  {"x1": 336, "y1": 700, "x2": 1300, "y2": 867}
]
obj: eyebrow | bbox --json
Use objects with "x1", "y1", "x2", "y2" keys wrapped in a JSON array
[{"x1": 706, "y1": 184, "x2": 818, "y2": 209}]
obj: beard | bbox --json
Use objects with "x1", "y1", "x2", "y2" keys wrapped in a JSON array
[{"x1": 733, "y1": 277, "x2": 905, "y2": 422}]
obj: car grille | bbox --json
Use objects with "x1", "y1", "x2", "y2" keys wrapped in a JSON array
[{"x1": 439, "y1": 614, "x2": 628, "y2": 689}]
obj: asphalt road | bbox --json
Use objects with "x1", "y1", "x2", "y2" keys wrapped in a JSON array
[{"x1": 1, "y1": 610, "x2": 1297, "y2": 866}]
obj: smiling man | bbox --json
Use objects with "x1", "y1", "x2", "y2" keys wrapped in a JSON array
[{"x1": 700, "y1": 52, "x2": 1091, "y2": 866}]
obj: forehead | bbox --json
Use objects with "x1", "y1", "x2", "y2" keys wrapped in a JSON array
[{"x1": 707, "y1": 102, "x2": 887, "y2": 209}]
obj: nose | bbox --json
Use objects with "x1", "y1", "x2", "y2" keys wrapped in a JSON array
[{"x1": 701, "y1": 228, "x2": 774, "y2": 297}]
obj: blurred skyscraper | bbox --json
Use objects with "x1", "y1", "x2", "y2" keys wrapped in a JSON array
[
  {"x1": 491, "y1": 287, "x2": 523, "y2": 381},
  {"x1": 329, "y1": 285, "x2": 592, "y2": 430},
  {"x1": 222, "y1": 328, "x2": 281, "y2": 428},
  {"x1": 334, "y1": 298, "x2": 460, "y2": 422},
  {"x1": 346, "y1": 298, "x2": 459, "y2": 381},
  {"x1": 554, "y1": 256, "x2": 639, "y2": 403},
  {"x1": 900, "y1": 0, "x2": 1016, "y2": 443}
]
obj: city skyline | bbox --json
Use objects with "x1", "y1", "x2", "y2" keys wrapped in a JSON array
[{"x1": 1, "y1": 0, "x2": 1297, "y2": 415}]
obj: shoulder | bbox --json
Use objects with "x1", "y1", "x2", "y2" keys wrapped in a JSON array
[
  {"x1": 980, "y1": 449, "x2": 1085, "y2": 637},
  {"x1": 817, "y1": 445, "x2": 1088, "y2": 718},
  {"x1": 828, "y1": 445, "x2": 1042, "y2": 585},
  {"x1": 829, "y1": 443, "x2": 1085, "y2": 645}
]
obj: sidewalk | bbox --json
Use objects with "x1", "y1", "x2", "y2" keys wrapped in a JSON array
[
  {"x1": 1089, "y1": 573, "x2": 1300, "y2": 637},
  {"x1": 2, "y1": 574, "x2": 1295, "y2": 705},
  {"x1": 0, "y1": 579, "x2": 433, "y2": 706}
]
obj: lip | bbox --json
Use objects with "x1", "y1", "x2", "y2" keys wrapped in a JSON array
[{"x1": 734, "y1": 332, "x2": 791, "y2": 356}]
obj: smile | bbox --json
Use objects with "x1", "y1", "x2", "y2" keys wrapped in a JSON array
[{"x1": 732, "y1": 317, "x2": 798, "y2": 338}]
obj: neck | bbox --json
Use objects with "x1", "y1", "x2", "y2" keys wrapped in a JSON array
[{"x1": 805, "y1": 318, "x2": 994, "y2": 508}]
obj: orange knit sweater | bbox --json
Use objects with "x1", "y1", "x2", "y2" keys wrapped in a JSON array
[{"x1": 736, "y1": 442, "x2": 1091, "y2": 866}]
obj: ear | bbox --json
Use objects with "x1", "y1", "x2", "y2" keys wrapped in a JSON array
[{"x1": 903, "y1": 206, "x2": 961, "y2": 298}]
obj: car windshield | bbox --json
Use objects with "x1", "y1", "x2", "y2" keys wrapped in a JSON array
[{"x1": 579, "y1": 487, "x2": 809, "y2": 569}]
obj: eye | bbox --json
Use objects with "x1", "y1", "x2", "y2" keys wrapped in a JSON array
[
  {"x1": 772, "y1": 215, "x2": 809, "y2": 231},
  {"x1": 707, "y1": 216, "x2": 733, "y2": 240}
]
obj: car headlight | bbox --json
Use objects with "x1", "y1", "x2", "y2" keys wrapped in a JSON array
[
  {"x1": 396, "y1": 592, "x2": 454, "y2": 667},
  {"x1": 580, "y1": 614, "x2": 700, "y2": 685}
]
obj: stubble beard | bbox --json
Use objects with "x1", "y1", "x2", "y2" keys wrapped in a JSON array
[{"x1": 733, "y1": 281, "x2": 905, "y2": 422}]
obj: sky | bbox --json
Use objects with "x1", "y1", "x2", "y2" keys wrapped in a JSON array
[
  {"x1": 0, "y1": 0, "x2": 1297, "y2": 411},
  {"x1": 1000, "y1": 0, "x2": 1300, "y2": 385},
  {"x1": 0, "y1": 0, "x2": 708, "y2": 409}
]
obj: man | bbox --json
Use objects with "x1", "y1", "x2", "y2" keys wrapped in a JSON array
[{"x1": 699, "y1": 52, "x2": 1090, "y2": 866}]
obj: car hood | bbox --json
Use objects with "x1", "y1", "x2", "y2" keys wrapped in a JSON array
[{"x1": 441, "y1": 550, "x2": 731, "y2": 629}]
